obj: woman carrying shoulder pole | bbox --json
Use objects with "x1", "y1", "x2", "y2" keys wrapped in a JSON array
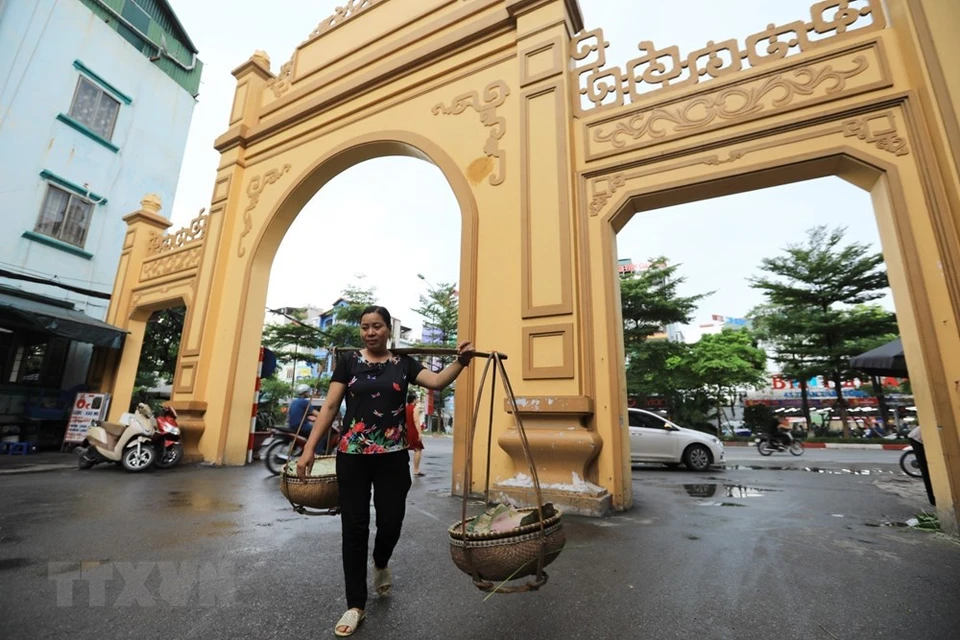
[{"x1": 296, "y1": 305, "x2": 474, "y2": 637}]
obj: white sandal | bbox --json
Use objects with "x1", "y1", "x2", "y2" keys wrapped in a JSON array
[
  {"x1": 374, "y1": 565, "x2": 392, "y2": 596},
  {"x1": 334, "y1": 609, "x2": 365, "y2": 637}
]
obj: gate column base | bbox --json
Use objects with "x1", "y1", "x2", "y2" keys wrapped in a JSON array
[
  {"x1": 492, "y1": 485, "x2": 613, "y2": 518},
  {"x1": 168, "y1": 400, "x2": 207, "y2": 464},
  {"x1": 494, "y1": 396, "x2": 611, "y2": 517}
]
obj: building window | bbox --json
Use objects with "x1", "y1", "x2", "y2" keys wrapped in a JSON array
[
  {"x1": 3, "y1": 331, "x2": 68, "y2": 387},
  {"x1": 68, "y1": 77, "x2": 121, "y2": 141},
  {"x1": 35, "y1": 185, "x2": 93, "y2": 248}
]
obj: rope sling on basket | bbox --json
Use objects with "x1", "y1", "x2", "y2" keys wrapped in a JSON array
[
  {"x1": 448, "y1": 352, "x2": 566, "y2": 594},
  {"x1": 278, "y1": 347, "x2": 505, "y2": 517}
]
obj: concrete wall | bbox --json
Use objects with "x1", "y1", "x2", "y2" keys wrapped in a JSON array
[{"x1": 0, "y1": 0, "x2": 196, "y2": 324}]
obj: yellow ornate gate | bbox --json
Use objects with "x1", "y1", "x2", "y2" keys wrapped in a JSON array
[{"x1": 102, "y1": 0, "x2": 960, "y2": 531}]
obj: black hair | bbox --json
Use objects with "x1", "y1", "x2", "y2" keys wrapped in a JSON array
[
  {"x1": 360, "y1": 305, "x2": 392, "y2": 327},
  {"x1": 406, "y1": 392, "x2": 417, "y2": 402}
]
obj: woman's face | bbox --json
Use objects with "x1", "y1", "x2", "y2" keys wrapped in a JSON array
[{"x1": 360, "y1": 312, "x2": 390, "y2": 351}]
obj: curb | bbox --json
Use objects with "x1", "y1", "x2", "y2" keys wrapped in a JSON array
[
  {"x1": 0, "y1": 464, "x2": 75, "y2": 475},
  {"x1": 723, "y1": 441, "x2": 908, "y2": 450}
]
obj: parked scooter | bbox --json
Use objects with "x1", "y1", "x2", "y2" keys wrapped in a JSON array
[
  {"x1": 153, "y1": 405, "x2": 184, "y2": 469},
  {"x1": 77, "y1": 403, "x2": 157, "y2": 472}
]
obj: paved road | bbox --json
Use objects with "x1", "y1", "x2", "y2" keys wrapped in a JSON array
[
  {"x1": 1, "y1": 437, "x2": 957, "y2": 639},
  {"x1": 723, "y1": 445, "x2": 907, "y2": 471}
]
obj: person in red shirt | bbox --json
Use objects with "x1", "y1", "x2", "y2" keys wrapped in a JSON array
[{"x1": 406, "y1": 392, "x2": 424, "y2": 476}]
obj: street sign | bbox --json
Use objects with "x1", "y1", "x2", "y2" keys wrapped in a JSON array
[{"x1": 63, "y1": 393, "x2": 111, "y2": 445}]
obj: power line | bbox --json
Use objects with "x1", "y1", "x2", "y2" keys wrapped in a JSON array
[
  {"x1": 265, "y1": 307, "x2": 334, "y2": 340},
  {"x1": 0, "y1": 268, "x2": 112, "y2": 300},
  {"x1": 0, "y1": 260, "x2": 116, "y2": 288}
]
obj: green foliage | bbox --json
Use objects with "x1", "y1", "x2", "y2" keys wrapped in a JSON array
[
  {"x1": 620, "y1": 257, "x2": 707, "y2": 350},
  {"x1": 413, "y1": 277, "x2": 460, "y2": 421},
  {"x1": 326, "y1": 278, "x2": 378, "y2": 348},
  {"x1": 619, "y1": 258, "x2": 731, "y2": 427},
  {"x1": 261, "y1": 277, "x2": 377, "y2": 378},
  {"x1": 687, "y1": 328, "x2": 767, "y2": 429},
  {"x1": 413, "y1": 279, "x2": 458, "y2": 346},
  {"x1": 743, "y1": 404, "x2": 776, "y2": 434},
  {"x1": 261, "y1": 318, "x2": 328, "y2": 367},
  {"x1": 625, "y1": 340, "x2": 692, "y2": 402},
  {"x1": 135, "y1": 307, "x2": 184, "y2": 383},
  {"x1": 260, "y1": 377, "x2": 294, "y2": 403},
  {"x1": 750, "y1": 226, "x2": 897, "y2": 435},
  {"x1": 688, "y1": 328, "x2": 767, "y2": 388}
]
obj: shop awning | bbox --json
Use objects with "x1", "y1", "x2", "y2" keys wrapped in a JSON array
[
  {"x1": 849, "y1": 338, "x2": 907, "y2": 378},
  {"x1": 0, "y1": 289, "x2": 126, "y2": 349}
]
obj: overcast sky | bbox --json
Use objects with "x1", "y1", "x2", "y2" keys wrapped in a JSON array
[{"x1": 164, "y1": 0, "x2": 893, "y2": 336}]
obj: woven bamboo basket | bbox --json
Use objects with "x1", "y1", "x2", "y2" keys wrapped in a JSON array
[
  {"x1": 280, "y1": 455, "x2": 339, "y2": 510},
  {"x1": 448, "y1": 508, "x2": 565, "y2": 582}
]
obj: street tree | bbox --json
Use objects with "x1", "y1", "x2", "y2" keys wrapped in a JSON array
[
  {"x1": 687, "y1": 327, "x2": 767, "y2": 433},
  {"x1": 412, "y1": 278, "x2": 459, "y2": 431},
  {"x1": 323, "y1": 278, "x2": 378, "y2": 349},
  {"x1": 620, "y1": 257, "x2": 707, "y2": 350},
  {"x1": 412, "y1": 278, "x2": 458, "y2": 345},
  {"x1": 750, "y1": 225, "x2": 896, "y2": 436},
  {"x1": 749, "y1": 303, "x2": 822, "y2": 432},
  {"x1": 261, "y1": 309, "x2": 329, "y2": 377},
  {"x1": 620, "y1": 258, "x2": 710, "y2": 423},
  {"x1": 135, "y1": 306, "x2": 185, "y2": 387}
]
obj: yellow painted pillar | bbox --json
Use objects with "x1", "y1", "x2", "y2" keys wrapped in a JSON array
[
  {"x1": 176, "y1": 52, "x2": 275, "y2": 464},
  {"x1": 101, "y1": 195, "x2": 171, "y2": 421},
  {"x1": 485, "y1": 0, "x2": 618, "y2": 516},
  {"x1": 888, "y1": 0, "x2": 960, "y2": 534}
]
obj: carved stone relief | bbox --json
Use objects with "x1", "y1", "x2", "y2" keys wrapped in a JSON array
[
  {"x1": 141, "y1": 246, "x2": 204, "y2": 282},
  {"x1": 149, "y1": 208, "x2": 207, "y2": 254},
  {"x1": 308, "y1": 0, "x2": 386, "y2": 41},
  {"x1": 237, "y1": 164, "x2": 292, "y2": 257},
  {"x1": 265, "y1": 57, "x2": 294, "y2": 98},
  {"x1": 842, "y1": 112, "x2": 909, "y2": 156},
  {"x1": 572, "y1": 0, "x2": 885, "y2": 116},
  {"x1": 432, "y1": 81, "x2": 510, "y2": 186},
  {"x1": 590, "y1": 54, "x2": 871, "y2": 157}
]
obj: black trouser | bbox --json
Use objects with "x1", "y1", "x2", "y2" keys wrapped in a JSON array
[
  {"x1": 910, "y1": 438, "x2": 936, "y2": 506},
  {"x1": 337, "y1": 450, "x2": 412, "y2": 610}
]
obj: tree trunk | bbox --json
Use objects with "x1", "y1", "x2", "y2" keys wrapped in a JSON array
[
  {"x1": 873, "y1": 375, "x2": 891, "y2": 435},
  {"x1": 832, "y1": 370, "x2": 850, "y2": 438},
  {"x1": 799, "y1": 378, "x2": 812, "y2": 435},
  {"x1": 716, "y1": 388, "x2": 723, "y2": 436}
]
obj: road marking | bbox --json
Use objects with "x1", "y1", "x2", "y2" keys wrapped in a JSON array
[{"x1": 412, "y1": 506, "x2": 440, "y2": 521}]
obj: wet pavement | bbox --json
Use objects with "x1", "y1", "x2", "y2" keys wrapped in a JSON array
[{"x1": 1, "y1": 438, "x2": 959, "y2": 639}]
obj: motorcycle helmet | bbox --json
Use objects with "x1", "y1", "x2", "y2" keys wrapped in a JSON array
[{"x1": 296, "y1": 384, "x2": 311, "y2": 396}]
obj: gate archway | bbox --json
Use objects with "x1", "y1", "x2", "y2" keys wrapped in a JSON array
[{"x1": 103, "y1": 0, "x2": 960, "y2": 530}]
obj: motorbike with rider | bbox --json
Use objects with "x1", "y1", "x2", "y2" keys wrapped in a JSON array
[{"x1": 260, "y1": 384, "x2": 338, "y2": 475}]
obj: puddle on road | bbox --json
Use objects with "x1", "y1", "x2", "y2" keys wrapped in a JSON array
[
  {"x1": 0, "y1": 557, "x2": 37, "y2": 571},
  {"x1": 682, "y1": 484, "x2": 779, "y2": 498},
  {"x1": 695, "y1": 501, "x2": 747, "y2": 508},
  {"x1": 197, "y1": 520, "x2": 240, "y2": 538},
  {"x1": 167, "y1": 491, "x2": 242, "y2": 513},
  {"x1": 727, "y1": 465, "x2": 896, "y2": 475}
]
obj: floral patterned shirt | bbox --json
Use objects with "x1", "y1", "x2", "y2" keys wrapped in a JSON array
[{"x1": 332, "y1": 351, "x2": 425, "y2": 455}]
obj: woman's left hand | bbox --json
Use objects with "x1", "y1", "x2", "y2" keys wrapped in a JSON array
[{"x1": 457, "y1": 341, "x2": 475, "y2": 365}]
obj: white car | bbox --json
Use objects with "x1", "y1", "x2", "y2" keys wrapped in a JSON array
[{"x1": 628, "y1": 408, "x2": 724, "y2": 471}]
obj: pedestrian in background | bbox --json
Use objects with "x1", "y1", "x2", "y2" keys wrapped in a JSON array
[
  {"x1": 406, "y1": 392, "x2": 425, "y2": 476},
  {"x1": 909, "y1": 424, "x2": 935, "y2": 506}
]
